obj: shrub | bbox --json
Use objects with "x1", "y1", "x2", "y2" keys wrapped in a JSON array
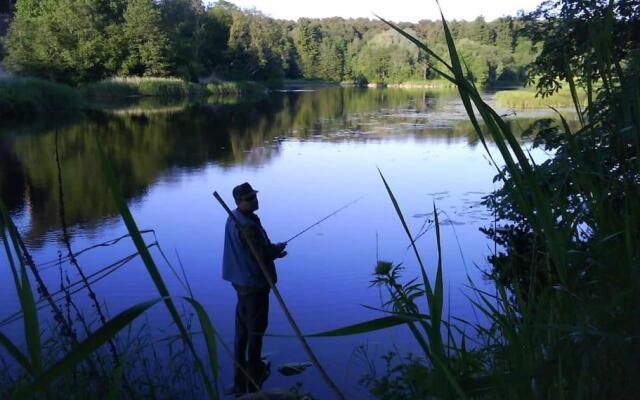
[{"x1": 0, "y1": 78, "x2": 81, "y2": 119}]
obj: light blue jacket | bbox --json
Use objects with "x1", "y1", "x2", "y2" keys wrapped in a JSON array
[{"x1": 222, "y1": 208, "x2": 277, "y2": 288}]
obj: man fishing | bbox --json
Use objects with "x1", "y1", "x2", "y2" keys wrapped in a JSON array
[{"x1": 222, "y1": 182, "x2": 287, "y2": 396}]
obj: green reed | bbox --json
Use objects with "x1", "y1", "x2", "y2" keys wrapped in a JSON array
[
  {"x1": 205, "y1": 81, "x2": 265, "y2": 95},
  {"x1": 82, "y1": 77, "x2": 205, "y2": 99},
  {"x1": 494, "y1": 88, "x2": 587, "y2": 109},
  {"x1": 0, "y1": 142, "x2": 222, "y2": 398},
  {"x1": 351, "y1": 2, "x2": 640, "y2": 398},
  {"x1": 0, "y1": 78, "x2": 82, "y2": 119},
  {"x1": 301, "y1": 4, "x2": 637, "y2": 399}
]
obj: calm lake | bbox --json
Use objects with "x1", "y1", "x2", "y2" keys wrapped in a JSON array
[{"x1": 1, "y1": 87, "x2": 554, "y2": 398}]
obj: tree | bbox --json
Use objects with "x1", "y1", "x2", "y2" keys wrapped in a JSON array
[
  {"x1": 457, "y1": 38, "x2": 510, "y2": 85},
  {"x1": 318, "y1": 37, "x2": 344, "y2": 81},
  {"x1": 468, "y1": 16, "x2": 493, "y2": 45},
  {"x1": 159, "y1": 0, "x2": 207, "y2": 80},
  {"x1": 354, "y1": 29, "x2": 421, "y2": 83},
  {"x1": 119, "y1": 0, "x2": 169, "y2": 76},
  {"x1": 3, "y1": 2, "x2": 537, "y2": 85},
  {"x1": 292, "y1": 19, "x2": 321, "y2": 78},
  {"x1": 227, "y1": 10, "x2": 290, "y2": 80},
  {"x1": 200, "y1": 1, "x2": 236, "y2": 71},
  {"x1": 522, "y1": 0, "x2": 640, "y2": 96},
  {"x1": 4, "y1": 0, "x2": 111, "y2": 83},
  {"x1": 493, "y1": 17, "x2": 516, "y2": 50}
]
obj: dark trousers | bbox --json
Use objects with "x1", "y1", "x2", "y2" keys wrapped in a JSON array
[{"x1": 233, "y1": 285, "x2": 270, "y2": 392}]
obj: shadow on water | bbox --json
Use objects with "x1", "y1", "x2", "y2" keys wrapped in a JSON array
[{"x1": 0, "y1": 87, "x2": 575, "y2": 247}]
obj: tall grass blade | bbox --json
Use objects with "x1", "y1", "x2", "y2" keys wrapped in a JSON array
[
  {"x1": 376, "y1": 170, "x2": 466, "y2": 398},
  {"x1": 18, "y1": 254, "x2": 41, "y2": 373},
  {"x1": 97, "y1": 141, "x2": 217, "y2": 399},
  {"x1": 0, "y1": 199, "x2": 42, "y2": 374},
  {"x1": 269, "y1": 316, "x2": 413, "y2": 337},
  {"x1": 0, "y1": 332, "x2": 33, "y2": 375},
  {"x1": 377, "y1": 169, "x2": 434, "y2": 300},
  {"x1": 106, "y1": 353, "x2": 128, "y2": 400},
  {"x1": 13, "y1": 298, "x2": 163, "y2": 399},
  {"x1": 182, "y1": 297, "x2": 219, "y2": 381},
  {"x1": 432, "y1": 203, "x2": 444, "y2": 333}
]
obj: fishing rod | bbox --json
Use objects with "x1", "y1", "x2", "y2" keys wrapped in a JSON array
[{"x1": 284, "y1": 194, "x2": 367, "y2": 244}]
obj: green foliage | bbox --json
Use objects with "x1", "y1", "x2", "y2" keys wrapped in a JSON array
[
  {"x1": 367, "y1": 2, "x2": 640, "y2": 398},
  {"x1": 292, "y1": 19, "x2": 322, "y2": 78},
  {"x1": 4, "y1": 0, "x2": 111, "y2": 83},
  {"x1": 119, "y1": 0, "x2": 170, "y2": 77},
  {"x1": 495, "y1": 88, "x2": 587, "y2": 108},
  {"x1": 361, "y1": 352, "x2": 430, "y2": 400},
  {"x1": 205, "y1": 80, "x2": 264, "y2": 95},
  {"x1": 159, "y1": 0, "x2": 207, "y2": 80},
  {"x1": 4, "y1": 0, "x2": 169, "y2": 83},
  {"x1": 353, "y1": 29, "x2": 422, "y2": 83},
  {"x1": 201, "y1": 1, "x2": 235, "y2": 69},
  {"x1": 522, "y1": 0, "x2": 639, "y2": 98},
  {"x1": 82, "y1": 77, "x2": 204, "y2": 98},
  {"x1": 0, "y1": 78, "x2": 81, "y2": 118},
  {"x1": 226, "y1": 9, "x2": 291, "y2": 81},
  {"x1": 3, "y1": 0, "x2": 536, "y2": 86},
  {"x1": 318, "y1": 37, "x2": 345, "y2": 81}
]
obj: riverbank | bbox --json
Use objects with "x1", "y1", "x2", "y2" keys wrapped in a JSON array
[
  {"x1": 0, "y1": 76, "x2": 465, "y2": 122},
  {"x1": 279, "y1": 79, "x2": 340, "y2": 89},
  {"x1": 0, "y1": 78, "x2": 82, "y2": 120},
  {"x1": 386, "y1": 79, "x2": 456, "y2": 88},
  {"x1": 0, "y1": 77, "x2": 268, "y2": 121},
  {"x1": 81, "y1": 77, "x2": 266, "y2": 98},
  {"x1": 81, "y1": 77, "x2": 206, "y2": 98},
  {"x1": 340, "y1": 79, "x2": 467, "y2": 89}
]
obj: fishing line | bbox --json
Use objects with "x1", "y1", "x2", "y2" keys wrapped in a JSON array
[{"x1": 284, "y1": 194, "x2": 368, "y2": 244}]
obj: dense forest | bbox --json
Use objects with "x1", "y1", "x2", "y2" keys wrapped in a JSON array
[{"x1": 0, "y1": 0, "x2": 537, "y2": 86}]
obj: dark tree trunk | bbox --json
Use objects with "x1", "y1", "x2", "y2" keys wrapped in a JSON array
[{"x1": 423, "y1": 64, "x2": 430, "y2": 80}]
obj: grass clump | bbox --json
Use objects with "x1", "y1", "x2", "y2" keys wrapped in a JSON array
[
  {"x1": 0, "y1": 139, "x2": 221, "y2": 398},
  {"x1": 0, "y1": 78, "x2": 82, "y2": 119},
  {"x1": 205, "y1": 81, "x2": 265, "y2": 95},
  {"x1": 82, "y1": 77, "x2": 205, "y2": 99},
  {"x1": 390, "y1": 79, "x2": 456, "y2": 88},
  {"x1": 495, "y1": 88, "x2": 587, "y2": 108}
]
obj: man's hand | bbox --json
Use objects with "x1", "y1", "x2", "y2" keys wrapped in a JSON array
[{"x1": 274, "y1": 242, "x2": 287, "y2": 258}]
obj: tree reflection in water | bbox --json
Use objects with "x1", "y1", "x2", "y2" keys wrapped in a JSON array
[{"x1": 1, "y1": 87, "x2": 555, "y2": 246}]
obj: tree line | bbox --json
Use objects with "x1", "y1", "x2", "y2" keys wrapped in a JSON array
[{"x1": 1, "y1": 0, "x2": 537, "y2": 86}]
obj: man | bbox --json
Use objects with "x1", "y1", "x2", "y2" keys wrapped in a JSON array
[{"x1": 222, "y1": 182, "x2": 287, "y2": 395}]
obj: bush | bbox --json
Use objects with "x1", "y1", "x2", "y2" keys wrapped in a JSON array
[
  {"x1": 495, "y1": 88, "x2": 587, "y2": 108},
  {"x1": 0, "y1": 78, "x2": 82, "y2": 119},
  {"x1": 82, "y1": 77, "x2": 205, "y2": 99},
  {"x1": 205, "y1": 81, "x2": 265, "y2": 95}
]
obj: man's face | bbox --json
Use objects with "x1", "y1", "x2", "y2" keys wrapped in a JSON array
[{"x1": 239, "y1": 193, "x2": 259, "y2": 212}]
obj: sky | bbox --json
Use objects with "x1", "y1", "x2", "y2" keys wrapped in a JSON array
[{"x1": 219, "y1": 0, "x2": 545, "y2": 22}]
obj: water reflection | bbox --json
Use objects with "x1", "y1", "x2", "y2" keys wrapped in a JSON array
[
  {"x1": 0, "y1": 87, "x2": 579, "y2": 397},
  {"x1": 1, "y1": 87, "x2": 548, "y2": 246}
]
